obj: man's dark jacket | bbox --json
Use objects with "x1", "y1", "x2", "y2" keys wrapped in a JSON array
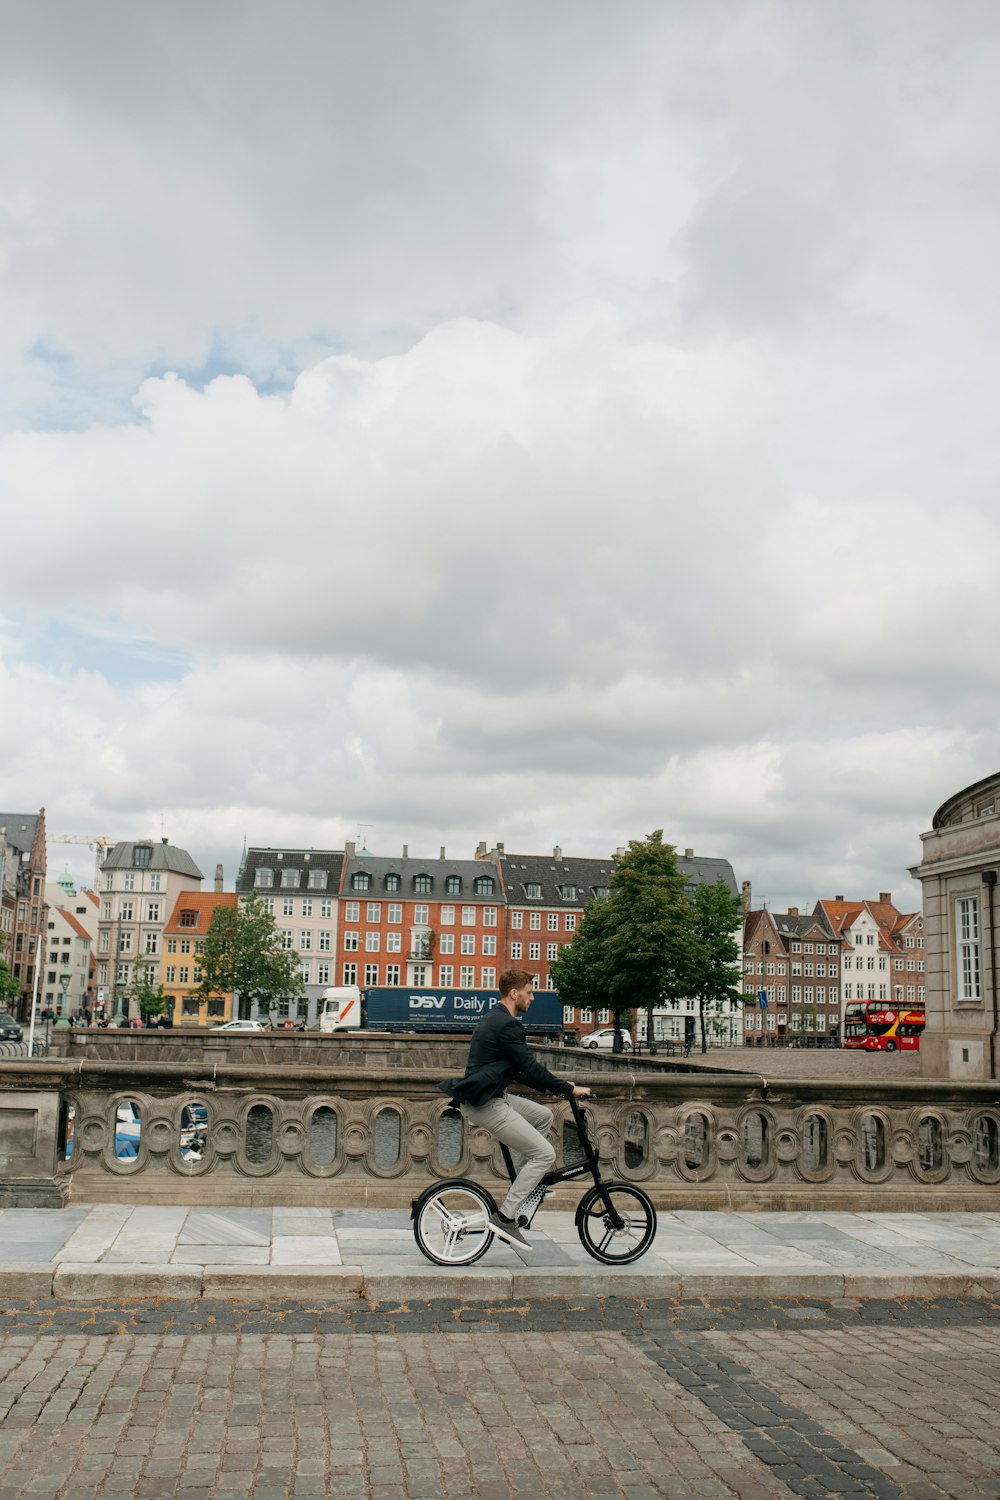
[{"x1": 439, "y1": 1003, "x2": 574, "y2": 1107}]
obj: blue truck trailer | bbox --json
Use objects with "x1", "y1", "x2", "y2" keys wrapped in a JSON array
[{"x1": 319, "y1": 985, "x2": 564, "y2": 1037}]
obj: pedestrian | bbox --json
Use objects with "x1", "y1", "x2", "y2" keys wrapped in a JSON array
[{"x1": 439, "y1": 968, "x2": 591, "y2": 1250}]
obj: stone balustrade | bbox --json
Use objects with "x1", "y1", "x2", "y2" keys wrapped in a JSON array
[{"x1": 3, "y1": 1055, "x2": 1000, "y2": 1210}]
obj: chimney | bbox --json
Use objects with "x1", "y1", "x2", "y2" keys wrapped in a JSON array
[
  {"x1": 439, "y1": 846, "x2": 446, "y2": 860},
  {"x1": 553, "y1": 845, "x2": 562, "y2": 860},
  {"x1": 835, "y1": 894, "x2": 844, "y2": 901},
  {"x1": 685, "y1": 848, "x2": 694, "y2": 859},
  {"x1": 879, "y1": 892, "x2": 891, "y2": 904},
  {"x1": 788, "y1": 907, "x2": 798, "y2": 917},
  {"x1": 214, "y1": 864, "x2": 224, "y2": 892},
  {"x1": 496, "y1": 841, "x2": 504, "y2": 855},
  {"x1": 402, "y1": 844, "x2": 408, "y2": 859},
  {"x1": 476, "y1": 841, "x2": 487, "y2": 858},
  {"x1": 741, "y1": 879, "x2": 752, "y2": 915},
  {"x1": 345, "y1": 841, "x2": 356, "y2": 858},
  {"x1": 161, "y1": 836, "x2": 168, "y2": 845}
]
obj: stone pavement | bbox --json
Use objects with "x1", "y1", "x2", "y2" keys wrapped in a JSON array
[
  {"x1": 2, "y1": 1296, "x2": 1000, "y2": 1498},
  {"x1": 5, "y1": 1204, "x2": 1000, "y2": 1301}
]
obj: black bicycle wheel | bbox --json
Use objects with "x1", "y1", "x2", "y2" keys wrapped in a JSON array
[
  {"x1": 576, "y1": 1181, "x2": 657, "y2": 1265},
  {"x1": 412, "y1": 1179, "x2": 498, "y2": 1266}
]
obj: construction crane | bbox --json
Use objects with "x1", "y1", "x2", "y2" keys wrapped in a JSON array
[{"x1": 51, "y1": 835, "x2": 114, "y2": 891}]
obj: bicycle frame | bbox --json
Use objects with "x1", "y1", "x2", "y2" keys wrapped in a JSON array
[{"x1": 497, "y1": 1094, "x2": 626, "y2": 1230}]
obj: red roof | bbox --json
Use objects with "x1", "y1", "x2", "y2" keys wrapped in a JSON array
[{"x1": 164, "y1": 890, "x2": 236, "y2": 934}]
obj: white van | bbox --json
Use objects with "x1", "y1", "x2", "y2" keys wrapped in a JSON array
[{"x1": 318, "y1": 986, "x2": 363, "y2": 1033}]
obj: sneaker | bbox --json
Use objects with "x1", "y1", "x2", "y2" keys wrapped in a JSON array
[{"x1": 488, "y1": 1212, "x2": 533, "y2": 1250}]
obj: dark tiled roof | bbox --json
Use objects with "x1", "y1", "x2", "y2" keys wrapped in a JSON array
[
  {"x1": 677, "y1": 853, "x2": 739, "y2": 897},
  {"x1": 500, "y1": 854, "x2": 618, "y2": 907},
  {"x1": 237, "y1": 847, "x2": 345, "y2": 895},
  {"x1": 341, "y1": 855, "x2": 499, "y2": 901},
  {"x1": 102, "y1": 841, "x2": 204, "y2": 879},
  {"x1": 0, "y1": 813, "x2": 39, "y2": 855}
]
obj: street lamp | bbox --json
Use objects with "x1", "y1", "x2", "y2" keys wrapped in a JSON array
[{"x1": 57, "y1": 971, "x2": 71, "y2": 1044}]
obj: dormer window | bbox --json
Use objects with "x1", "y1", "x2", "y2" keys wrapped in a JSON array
[
  {"x1": 280, "y1": 868, "x2": 300, "y2": 888},
  {"x1": 352, "y1": 872, "x2": 372, "y2": 892},
  {"x1": 474, "y1": 876, "x2": 494, "y2": 896},
  {"x1": 524, "y1": 883, "x2": 542, "y2": 900},
  {"x1": 178, "y1": 910, "x2": 198, "y2": 928},
  {"x1": 133, "y1": 844, "x2": 152, "y2": 869},
  {"x1": 308, "y1": 869, "x2": 327, "y2": 890},
  {"x1": 255, "y1": 868, "x2": 274, "y2": 889},
  {"x1": 558, "y1": 884, "x2": 577, "y2": 901},
  {"x1": 445, "y1": 875, "x2": 462, "y2": 895},
  {"x1": 593, "y1": 886, "x2": 609, "y2": 900},
  {"x1": 384, "y1": 873, "x2": 401, "y2": 892},
  {"x1": 413, "y1": 873, "x2": 433, "y2": 894}
]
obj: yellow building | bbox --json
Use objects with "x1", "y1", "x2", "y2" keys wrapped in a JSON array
[{"x1": 161, "y1": 891, "x2": 236, "y2": 1026}]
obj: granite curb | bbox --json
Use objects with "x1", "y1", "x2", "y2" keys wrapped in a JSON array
[{"x1": 5, "y1": 1261, "x2": 1000, "y2": 1302}]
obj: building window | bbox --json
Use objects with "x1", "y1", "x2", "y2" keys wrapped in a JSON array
[
  {"x1": 439, "y1": 934, "x2": 455, "y2": 955},
  {"x1": 547, "y1": 943, "x2": 558, "y2": 961},
  {"x1": 474, "y1": 876, "x2": 494, "y2": 896},
  {"x1": 344, "y1": 932, "x2": 359, "y2": 951},
  {"x1": 261, "y1": 897, "x2": 275, "y2": 915},
  {"x1": 529, "y1": 942, "x2": 540, "y2": 961},
  {"x1": 120, "y1": 901, "x2": 134, "y2": 922},
  {"x1": 366, "y1": 932, "x2": 380, "y2": 952},
  {"x1": 144, "y1": 933, "x2": 158, "y2": 955},
  {"x1": 308, "y1": 869, "x2": 327, "y2": 890},
  {"x1": 320, "y1": 898, "x2": 333, "y2": 918},
  {"x1": 384, "y1": 873, "x2": 401, "y2": 892},
  {"x1": 363, "y1": 963, "x2": 378, "y2": 986},
  {"x1": 510, "y1": 941, "x2": 522, "y2": 960},
  {"x1": 387, "y1": 932, "x2": 402, "y2": 953},
  {"x1": 460, "y1": 966, "x2": 475, "y2": 987},
  {"x1": 440, "y1": 905, "x2": 455, "y2": 926},
  {"x1": 167, "y1": 938, "x2": 177, "y2": 954},
  {"x1": 150, "y1": 874, "x2": 161, "y2": 892},
  {"x1": 283, "y1": 897, "x2": 295, "y2": 917},
  {"x1": 179, "y1": 909, "x2": 198, "y2": 928},
  {"x1": 166, "y1": 966, "x2": 176, "y2": 983},
  {"x1": 462, "y1": 906, "x2": 476, "y2": 926},
  {"x1": 565, "y1": 914, "x2": 576, "y2": 931},
  {"x1": 483, "y1": 906, "x2": 497, "y2": 927},
  {"x1": 413, "y1": 874, "x2": 432, "y2": 894},
  {"x1": 281, "y1": 931, "x2": 294, "y2": 950},
  {"x1": 559, "y1": 885, "x2": 577, "y2": 901},
  {"x1": 119, "y1": 931, "x2": 133, "y2": 953},
  {"x1": 529, "y1": 912, "x2": 541, "y2": 931},
  {"x1": 123, "y1": 873, "x2": 135, "y2": 891},
  {"x1": 460, "y1": 934, "x2": 475, "y2": 955},
  {"x1": 414, "y1": 905, "x2": 429, "y2": 925},
  {"x1": 446, "y1": 875, "x2": 462, "y2": 895},
  {"x1": 482, "y1": 935, "x2": 496, "y2": 956},
  {"x1": 957, "y1": 896, "x2": 981, "y2": 1002},
  {"x1": 481, "y1": 967, "x2": 496, "y2": 988},
  {"x1": 299, "y1": 931, "x2": 312, "y2": 951},
  {"x1": 317, "y1": 962, "x2": 330, "y2": 984},
  {"x1": 344, "y1": 902, "x2": 359, "y2": 922},
  {"x1": 318, "y1": 931, "x2": 332, "y2": 951},
  {"x1": 278, "y1": 868, "x2": 298, "y2": 889},
  {"x1": 352, "y1": 873, "x2": 371, "y2": 892},
  {"x1": 438, "y1": 965, "x2": 453, "y2": 986},
  {"x1": 388, "y1": 903, "x2": 402, "y2": 924},
  {"x1": 367, "y1": 903, "x2": 382, "y2": 923},
  {"x1": 386, "y1": 963, "x2": 400, "y2": 985},
  {"x1": 510, "y1": 912, "x2": 523, "y2": 929},
  {"x1": 146, "y1": 902, "x2": 160, "y2": 922},
  {"x1": 343, "y1": 963, "x2": 357, "y2": 985},
  {"x1": 525, "y1": 883, "x2": 542, "y2": 900},
  {"x1": 301, "y1": 898, "x2": 313, "y2": 917}
]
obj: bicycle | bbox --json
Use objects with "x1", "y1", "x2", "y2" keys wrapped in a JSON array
[{"x1": 411, "y1": 1094, "x2": 657, "y2": 1266}]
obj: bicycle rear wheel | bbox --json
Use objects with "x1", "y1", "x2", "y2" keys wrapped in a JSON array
[
  {"x1": 576, "y1": 1182, "x2": 657, "y2": 1265},
  {"x1": 411, "y1": 1180, "x2": 497, "y2": 1266}
]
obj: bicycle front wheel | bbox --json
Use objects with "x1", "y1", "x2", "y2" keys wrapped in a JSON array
[
  {"x1": 576, "y1": 1182, "x2": 657, "y2": 1265},
  {"x1": 412, "y1": 1180, "x2": 497, "y2": 1266}
]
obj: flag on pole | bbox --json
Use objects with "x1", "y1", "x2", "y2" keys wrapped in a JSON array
[{"x1": 757, "y1": 989, "x2": 769, "y2": 1011}]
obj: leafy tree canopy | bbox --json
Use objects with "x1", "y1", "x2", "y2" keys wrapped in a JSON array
[
  {"x1": 0, "y1": 958, "x2": 19, "y2": 1012},
  {"x1": 198, "y1": 893, "x2": 305, "y2": 1010}
]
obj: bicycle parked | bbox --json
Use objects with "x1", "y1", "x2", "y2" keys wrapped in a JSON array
[{"x1": 411, "y1": 1094, "x2": 657, "y2": 1266}]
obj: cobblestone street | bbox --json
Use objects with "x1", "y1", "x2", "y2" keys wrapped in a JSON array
[{"x1": 1, "y1": 1298, "x2": 999, "y2": 1499}]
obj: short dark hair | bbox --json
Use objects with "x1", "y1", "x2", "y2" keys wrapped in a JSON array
[{"x1": 499, "y1": 968, "x2": 535, "y2": 997}]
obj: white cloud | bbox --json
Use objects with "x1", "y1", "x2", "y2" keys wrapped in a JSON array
[{"x1": 3, "y1": 1, "x2": 1000, "y2": 910}]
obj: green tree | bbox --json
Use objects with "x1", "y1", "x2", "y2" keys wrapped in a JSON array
[
  {"x1": 688, "y1": 880, "x2": 745, "y2": 1053},
  {"x1": 125, "y1": 967, "x2": 168, "y2": 1023},
  {"x1": 0, "y1": 957, "x2": 19, "y2": 1013},
  {"x1": 603, "y1": 831, "x2": 697, "y2": 1054},
  {"x1": 549, "y1": 896, "x2": 633, "y2": 1050},
  {"x1": 199, "y1": 893, "x2": 305, "y2": 1019}
]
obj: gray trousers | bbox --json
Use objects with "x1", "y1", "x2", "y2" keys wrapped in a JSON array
[{"x1": 460, "y1": 1092, "x2": 556, "y2": 1220}]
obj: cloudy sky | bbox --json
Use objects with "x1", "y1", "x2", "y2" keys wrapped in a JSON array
[{"x1": 2, "y1": 0, "x2": 998, "y2": 912}]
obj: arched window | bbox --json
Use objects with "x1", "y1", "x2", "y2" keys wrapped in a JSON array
[
  {"x1": 445, "y1": 875, "x2": 462, "y2": 895},
  {"x1": 474, "y1": 876, "x2": 494, "y2": 896},
  {"x1": 384, "y1": 873, "x2": 400, "y2": 892},
  {"x1": 351, "y1": 872, "x2": 371, "y2": 892},
  {"x1": 413, "y1": 873, "x2": 433, "y2": 894}
]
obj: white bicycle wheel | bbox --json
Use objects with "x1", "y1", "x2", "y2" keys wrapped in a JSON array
[{"x1": 412, "y1": 1180, "x2": 497, "y2": 1266}]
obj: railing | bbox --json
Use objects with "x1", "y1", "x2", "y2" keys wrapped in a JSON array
[{"x1": 3, "y1": 1056, "x2": 1000, "y2": 1209}]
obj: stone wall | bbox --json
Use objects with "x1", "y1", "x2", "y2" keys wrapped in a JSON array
[{"x1": 4, "y1": 1057, "x2": 1000, "y2": 1211}]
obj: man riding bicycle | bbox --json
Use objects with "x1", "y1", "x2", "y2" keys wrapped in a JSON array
[{"x1": 440, "y1": 968, "x2": 591, "y2": 1250}]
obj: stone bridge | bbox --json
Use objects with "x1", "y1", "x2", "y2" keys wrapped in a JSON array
[{"x1": 3, "y1": 1035, "x2": 999, "y2": 1211}]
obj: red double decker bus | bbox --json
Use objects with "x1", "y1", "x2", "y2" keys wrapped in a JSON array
[{"x1": 843, "y1": 1001, "x2": 925, "y2": 1052}]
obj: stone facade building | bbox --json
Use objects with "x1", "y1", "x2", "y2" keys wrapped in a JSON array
[
  {"x1": 96, "y1": 839, "x2": 203, "y2": 1019},
  {"x1": 911, "y1": 771, "x2": 1000, "y2": 1080},
  {"x1": 236, "y1": 846, "x2": 346, "y2": 1024}
]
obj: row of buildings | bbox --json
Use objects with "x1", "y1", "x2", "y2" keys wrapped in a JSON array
[{"x1": 2, "y1": 811, "x2": 924, "y2": 1049}]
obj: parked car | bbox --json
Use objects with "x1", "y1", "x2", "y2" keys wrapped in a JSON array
[
  {"x1": 0, "y1": 1013, "x2": 22, "y2": 1041},
  {"x1": 579, "y1": 1027, "x2": 632, "y2": 1051},
  {"x1": 213, "y1": 1019, "x2": 266, "y2": 1032}
]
